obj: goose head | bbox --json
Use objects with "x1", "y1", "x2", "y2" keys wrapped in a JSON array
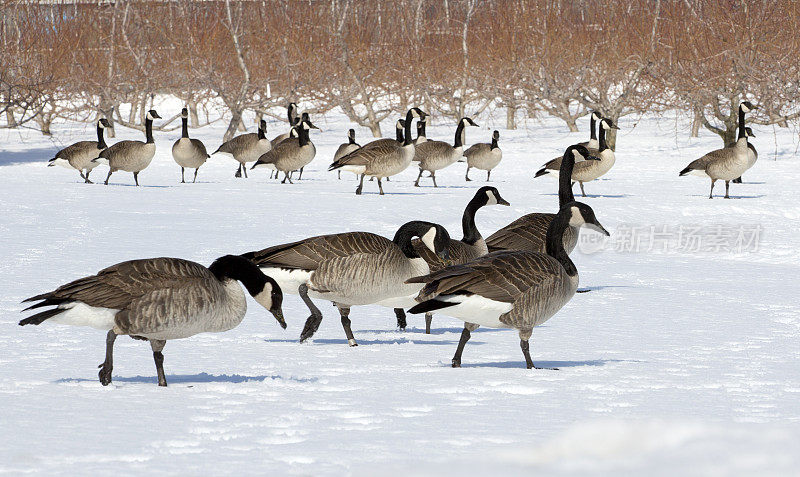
[
  {"x1": 258, "y1": 119, "x2": 267, "y2": 133},
  {"x1": 395, "y1": 221, "x2": 451, "y2": 261},
  {"x1": 210, "y1": 255, "x2": 286, "y2": 329},
  {"x1": 565, "y1": 202, "x2": 610, "y2": 236},
  {"x1": 180, "y1": 107, "x2": 189, "y2": 119},
  {"x1": 745, "y1": 127, "x2": 755, "y2": 138},
  {"x1": 600, "y1": 118, "x2": 620, "y2": 130},
  {"x1": 569, "y1": 144, "x2": 601, "y2": 162},
  {"x1": 300, "y1": 113, "x2": 319, "y2": 131},
  {"x1": 590, "y1": 111, "x2": 601, "y2": 121},
  {"x1": 97, "y1": 118, "x2": 111, "y2": 129},
  {"x1": 419, "y1": 224, "x2": 451, "y2": 261},
  {"x1": 460, "y1": 117, "x2": 479, "y2": 128},
  {"x1": 288, "y1": 102, "x2": 299, "y2": 124},
  {"x1": 492, "y1": 130, "x2": 500, "y2": 141},
  {"x1": 145, "y1": 109, "x2": 161, "y2": 121},
  {"x1": 408, "y1": 107, "x2": 428, "y2": 120},
  {"x1": 475, "y1": 186, "x2": 510, "y2": 206},
  {"x1": 740, "y1": 101, "x2": 758, "y2": 114},
  {"x1": 348, "y1": 128, "x2": 356, "y2": 141}
]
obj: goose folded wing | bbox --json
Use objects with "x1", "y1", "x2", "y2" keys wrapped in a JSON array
[
  {"x1": 245, "y1": 232, "x2": 391, "y2": 271},
  {"x1": 336, "y1": 139, "x2": 398, "y2": 166},
  {"x1": 485, "y1": 214, "x2": 553, "y2": 252}
]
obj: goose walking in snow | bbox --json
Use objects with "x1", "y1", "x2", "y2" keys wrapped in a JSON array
[
  {"x1": 414, "y1": 117, "x2": 479, "y2": 187},
  {"x1": 213, "y1": 119, "x2": 272, "y2": 178},
  {"x1": 464, "y1": 130, "x2": 502, "y2": 181},
  {"x1": 408, "y1": 201, "x2": 609, "y2": 369},
  {"x1": 172, "y1": 107, "x2": 210, "y2": 183},
  {"x1": 731, "y1": 127, "x2": 758, "y2": 184},
  {"x1": 485, "y1": 144, "x2": 599, "y2": 254},
  {"x1": 242, "y1": 221, "x2": 450, "y2": 346},
  {"x1": 679, "y1": 102, "x2": 757, "y2": 199},
  {"x1": 334, "y1": 129, "x2": 361, "y2": 180},
  {"x1": 93, "y1": 109, "x2": 161, "y2": 186},
  {"x1": 48, "y1": 118, "x2": 111, "y2": 183},
  {"x1": 251, "y1": 115, "x2": 318, "y2": 183},
  {"x1": 19, "y1": 255, "x2": 285, "y2": 387}
]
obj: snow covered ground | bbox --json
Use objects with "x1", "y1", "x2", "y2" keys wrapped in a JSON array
[{"x1": 2, "y1": 101, "x2": 799, "y2": 476}]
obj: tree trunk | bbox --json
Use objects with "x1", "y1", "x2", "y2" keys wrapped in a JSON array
[
  {"x1": 506, "y1": 102, "x2": 516, "y2": 130},
  {"x1": 690, "y1": 109, "x2": 701, "y2": 137},
  {"x1": 187, "y1": 99, "x2": 200, "y2": 127},
  {"x1": 35, "y1": 114, "x2": 53, "y2": 136},
  {"x1": 368, "y1": 122, "x2": 381, "y2": 138},
  {"x1": 565, "y1": 116, "x2": 579, "y2": 132},
  {"x1": 5, "y1": 108, "x2": 17, "y2": 128},
  {"x1": 224, "y1": 107, "x2": 243, "y2": 142}
]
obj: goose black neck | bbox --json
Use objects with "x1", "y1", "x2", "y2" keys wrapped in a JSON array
[
  {"x1": 589, "y1": 115, "x2": 597, "y2": 140},
  {"x1": 348, "y1": 135, "x2": 356, "y2": 145},
  {"x1": 490, "y1": 135, "x2": 499, "y2": 150},
  {"x1": 96, "y1": 123, "x2": 107, "y2": 149},
  {"x1": 298, "y1": 126, "x2": 311, "y2": 147},
  {"x1": 738, "y1": 107, "x2": 746, "y2": 140},
  {"x1": 545, "y1": 209, "x2": 577, "y2": 277},
  {"x1": 419, "y1": 120, "x2": 427, "y2": 138},
  {"x1": 598, "y1": 123, "x2": 608, "y2": 152},
  {"x1": 558, "y1": 149, "x2": 576, "y2": 206},
  {"x1": 181, "y1": 116, "x2": 189, "y2": 138},
  {"x1": 403, "y1": 110, "x2": 415, "y2": 146},
  {"x1": 257, "y1": 123, "x2": 266, "y2": 140},
  {"x1": 461, "y1": 195, "x2": 484, "y2": 245},
  {"x1": 396, "y1": 125, "x2": 404, "y2": 142},
  {"x1": 393, "y1": 221, "x2": 431, "y2": 258},
  {"x1": 454, "y1": 121, "x2": 466, "y2": 148},
  {"x1": 145, "y1": 118, "x2": 154, "y2": 143},
  {"x1": 289, "y1": 107, "x2": 299, "y2": 126},
  {"x1": 210, "y1": 255, "x2": 268, "y2": 296}
]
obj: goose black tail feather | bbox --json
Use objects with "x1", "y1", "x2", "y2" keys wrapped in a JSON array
[
  {"x1": 20, "y1": 308, "x2": 63, "y2": 326},
  {"x1": 678, "y1": 166, "x2": 694, "y2": 176},
  {"x1": 534, "y1": 167, "x2": 550, "y2": 178},
  {"x1": 408, "y1": 299, "x2": 456, "y2": 315}
]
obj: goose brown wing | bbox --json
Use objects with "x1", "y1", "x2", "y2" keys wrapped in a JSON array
[
  {"x1": 245, "y1": 232, "x2": 393, "y2": 271},
  {"x1": 336, "y1": 139, "x2": 399, "y2": 166}
]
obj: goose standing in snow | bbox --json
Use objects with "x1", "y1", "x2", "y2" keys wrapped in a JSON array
[
  {"x1": 486, "y1": 145, "x2": 599, "y2": 254},
  {"x1": 408, "y1": 201, "x2": 609, "y2": 369},
  {"x1": 19, "y1": 255, "x2": 285, "y2": 386},
  {"x1": 242, "y1": 221, "x2": 450, "y2": 346},
  {"x1": 414, "y1": 117, "x2": 479, "y2": 187},
  {"x1": 251, "y1": 115, "x2": 318, "y2": 184},
  {"x1": 679, "y1": 101, "x2": 757, "y2": 199},
  {"x1": 93, "y1": 109, "x2": 161, "y2": 186},
  {"x1": 535, "y1": 118, "x2": 619, "y2": 197},
  {"x1": 172, "y1": 107, "x2": 210, "y2": 183},
  {"x1": 414, "y1": 116, "x2": 428, "y2": 145},
  {"x1": 464, "y1": 130, "x2": 502, "y2": 181},
  {"x1": 213, "y1": 119, "x2": 271, "y2": 178},
  {"x1": 48, "y1": 118, "x2": 111, "y2": 183},
  {"x1": 334, "y1": 129, "x2": 360, "y2": 179},
  {"x1": 270, "y1": 102, "x2": 300, "y2": 147},
  {"x1": 328, "y1": 108, "x2": 427, "y2": 195},
  {"x1": 732, "y1": 126, "x2": 758, "y2": 184},
  {"x1": 399, "y1": 186, "x2": 510, "y2": 334}
]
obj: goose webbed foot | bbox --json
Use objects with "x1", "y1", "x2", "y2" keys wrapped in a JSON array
[
  {"x1": 298, "y1": 284, "x2": 323, "y2": 343},
  {"x1": 235, "y1": 164, "x2": 242, "y2": 178},
  {"x1": 521, "y1": 338, "x2": 558, "y2": 370},
  {"x1": 414, "y1": 169, "x2": 423, "y2": 187},
  {"x1": 98, "y1": 330, "x2": 117, "y2": 386},
  {"x1": 104, "y1": 170, "x2": 112, "y2": 185},
  {"x1": 337, "y1": 305, "x2": 357, "y2": 346},
  {"x1": 451, "y1": 326, "x2": 473, "y2": 368},
  {"x1": 150, "y1": 339, "x2": 167, "y2": 387},
  {"x1": 465, "y1": 167, "x2": 471, "y2": 181},
  {"x1": 355, "y1": 174, "x2": 365, "y2": 195},
  {"x1": 377, "y1": 178, "x2": 384, "y2": 195},
  {"x1": 394, "y1": 308, "x2": 407, "y2": 330},
  {"x1": 425, "y1": 313, "x2": 433, "y2": 334}
]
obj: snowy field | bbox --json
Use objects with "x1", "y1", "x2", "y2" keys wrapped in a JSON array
[{"x1": 2, "y1": 100, "x2": 800, "y2": 476}]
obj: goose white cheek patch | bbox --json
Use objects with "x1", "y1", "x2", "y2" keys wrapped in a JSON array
[
  {"x1": 421, "y1": 227, "x2": 437, "y2": 252},
  {"x1": 568, "y1": 206, "x2": 583, "y2": 227},
  {"x1": 485, "y1": 190, "x2": 498, "y2": 205}
]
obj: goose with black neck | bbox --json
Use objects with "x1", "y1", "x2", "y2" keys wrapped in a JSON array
[{"x1": 92, "y1": 109, "x2": 161, "y2": 186}]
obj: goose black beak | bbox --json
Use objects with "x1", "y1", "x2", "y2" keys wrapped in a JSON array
[
  {"x1": 497, "y1": 197, "x2": 510, "y2": 206},
  {"x1": 437, "y1": 249, "x2": 450, "y2": 262},
  {"x1": 251, "y1": 162, "x2": 260, "y2": 170},
  {"x1": 271, "y1": 308, "x2": 287, "y2": 329},
  {"x1": 587, "y1": 221, "x2": 610, "y2": 236}
]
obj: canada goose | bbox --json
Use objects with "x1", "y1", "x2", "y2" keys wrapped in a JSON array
[
  {"x1": 172, "y1": 107, "x2": 209, "y2": 183},
  {"x1": 679, "y1": 101, "x2": 757, "y2": 199},
  {"x1": 328, "y1": 107, "x2": 427, "y2": 195},
  {"x1": 270, "y1": 102, "x2": 300, "y2": 146},
  {"x1": 368, "y1": 119, "x2": 405, "y2": 182},
  {"x1": 414, "y1": 116, "x2": 427, "y2": 145},
  {"x1": 406, "y1": 186, "x2": 510, "y2": 334},
  {"x1": 732, "y1": 127, "x2": 758, "y2": 184},
  {"x1": 19, "y1": 255, "x2": 285, "y2": 386},
  {"x1": 539, "y1": 111, "x2": 602, "y2": 169},
  {"x1": 48, "y1": 118, "x2": 111, "y2": 183},
  {"x1": 93, "y1": 109, "x2": 161, "y2": 186},
  {"x1": 242, "y1": 220, "x2": 450, "y2": 346},
  {"x1": 414, "y1": 117, "x2": 479, "y2": 187},
  {"x1": 251, "y1": 115, "x2": 318, "y2": 183},
  {"x1": 334, "y1": 129, "x2": 361, "y2": 180},
  {"x1": 535, "y1": 118, "x2": 619, "y2": 197},
  {"x1": 213, "y1": 119, "x2": 271, "y2": 178},
  {"x1": 464, "y1": 130, "x2": 502, "y2": 181},
  {"x1": 485, "y1": 145, "x2": 600, "y2": 254},
  {"x1": 408, "y1": 201, "x2": 609, "y2": 369}
]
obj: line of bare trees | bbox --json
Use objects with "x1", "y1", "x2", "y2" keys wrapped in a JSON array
[{"x1": 2, "y1": 0, "x2": 799, "y2": 149}]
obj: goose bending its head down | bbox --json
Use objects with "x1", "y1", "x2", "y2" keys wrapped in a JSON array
[
  {"x1": 334, "y1": 129, "x2": 361, "y2": 179},
  {"x1": 251, "y1": 114, "x2": 319, "y2": 184},
  {"x1": 414, "y1": 116, "x2": 479, "y2": 187},
  {"x1": 93, "y1": 109, "x2": 162, "y2": 186},
  {"x1": 485, "y1": 144, "x2": 600, "y2": 254},
  {"x1": 464, "y1": 130, "x2": 502, "y2": 182},
  {"x1": 679, "y1": 101, "x2": 758, "y2": 199},
  {"x1": 242, "y1": 220, "x2": 450, "y2": 346},
  {"x1": 48, "y1": 118, "x2": 111, "y2": 184},
  {"x1": 328, "y1": 107, "x2": 428, "y2": 195},
  {"x1": 172, "y1": 107, "x2": 210, "y2": 183},
  {"x1": 19, "y1": 255, "x2": 285, "y2": 387},
  {"x1": 213, "y1": 119, "x2": 272, "y2": 178},
  {"x1": 408, "y1": 201, "x2": 609, "y2": 369}
]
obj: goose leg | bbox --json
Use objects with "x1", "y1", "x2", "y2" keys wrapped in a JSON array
[
  {"x1": 724, "y1": 180, "x2": 731, "y2": 199},
  {"x1": 298, "y1": 167, "x2": 304, "y2": 180},
  {"x1": 377, "y1": 177, "x2": 384, "y2": 195},
  {"x1": 337, "y1": 305, "x2": 357, "y2": 347},
  {"x1": 150, "y1": 339, "x2": 168, "y2": 386},
  {"x1": 181, "y1": 167, "x2": 185, "y2": 183},
  {"x1": 425, "y1": 313, "x2": 433, "y2": 334},
  {"x1": 235, "y1": 164, "x2": 242, "y2": 178},
  {"x1": 299, "y1": 284, "x2": 323, "y2": 343},
  {"x1": 104, "y1": 170, "x2": 113, "y2": 185},
  {"x1": 487, "y1": 170, "x2": 491, "y2": 181},
  {"x1": 394, "y1": 308, "x2": 407, "y2": 330},
  {"x1": 579, "y1": 181, "x2": 586, "y2": 197},
  {"x1": 386, "y1": 177, "x2": 390, "y2": 182},
  {"x1": 414, "y1": 168, "x2": 423, "y2": 187},
  {"x1": 452, "y1": 324, "x2": 479, "y2": 368},
  {"x1": 520, "y1": 330, "x2": 557, "y2": 370},
  {"x1": 465, "y1": 166, "x2": 472, "y2": 181},
  {"x1": 193, "y1": 168, "x2": 199, "y2": 183},
  {"x1": 431, "y1": 171, "x2": 438, "y2": 188},
  {"x1": 98, "y1": 330, "x2": 117, "y2": 386},
  {"x1": 283, "y1": 171, "x2": 294, "y2": 184},
  {"x1": 243, "y1": 164, "x2": 248, "y2": 178},
  {"x1": 79, "y1": 170, "x2": 87, "y2": 182},
  {"x1": 355, "y1": 174, "x2": 365, "y2": 195},
  {"x1": 709, "y1": 179, "x2": 716, "y2": 199},
  {"x1": 84, "y1": 170, "x2": 93, "y2": 184},
  {"x1": 338, "y1": 170, "x2": 341, "y2": 180},
  {"x1": 133, "y1": 171, "x2": 139, "y2": 186}
]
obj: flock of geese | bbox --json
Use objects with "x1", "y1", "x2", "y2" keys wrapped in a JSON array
[{"x1": 25, "y1": 101, "x2": 761, "y2": 386}]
